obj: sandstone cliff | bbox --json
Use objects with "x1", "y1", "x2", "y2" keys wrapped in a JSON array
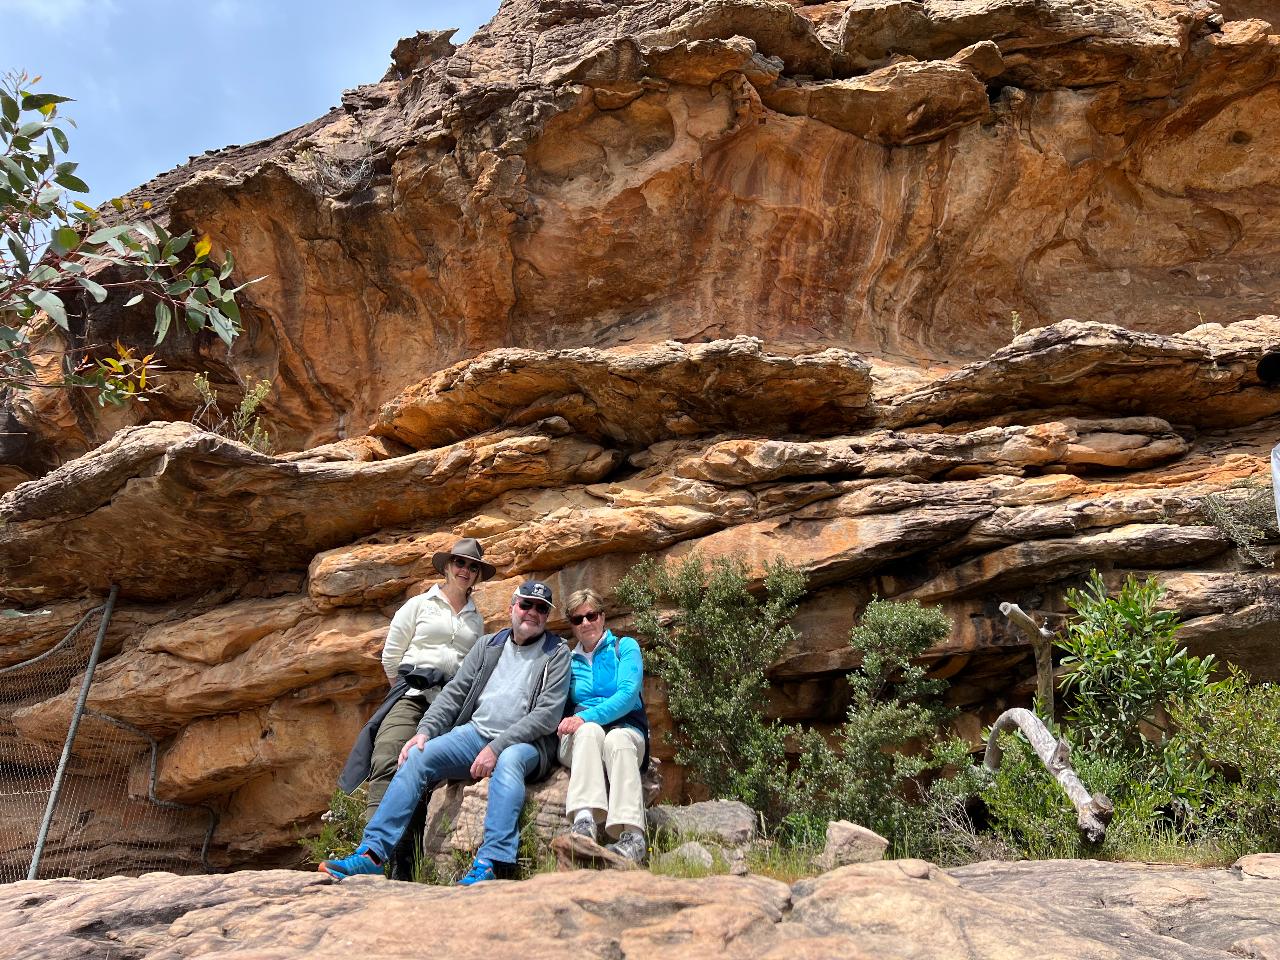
[{"x1": 2, "y1": 0, "x2": 1279, "y2": 875}]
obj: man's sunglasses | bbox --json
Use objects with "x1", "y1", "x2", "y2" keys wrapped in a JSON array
[
  {"x1": 450, "y1": 557, "x2": 483, "y2": 573},
  {"x1": 569, "y1": 610, "x2": 602, "y2": 626},
  {"x1": 516, "y1": 598, "x2": 551, "y2": 615}
]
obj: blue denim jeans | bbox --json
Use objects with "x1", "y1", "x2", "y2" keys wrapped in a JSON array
[{"x1": 358, "y1": 722, "x2": 541, "y2": 865}]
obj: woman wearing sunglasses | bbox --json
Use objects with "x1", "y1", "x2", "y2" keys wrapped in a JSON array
[
  {"x1": 557, "y1": 589, "x2": 650, "y2": 865},
  {"x1": 340, "y1": 538, "x2": 495, "y2": 827}
]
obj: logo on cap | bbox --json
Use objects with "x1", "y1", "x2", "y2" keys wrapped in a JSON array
[{"x1": 514, "y1": 580, "x2": 554, "y2": 606}]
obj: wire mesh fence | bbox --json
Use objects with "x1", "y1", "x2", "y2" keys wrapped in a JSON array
[{"x1": 0, "y1": 595, "x2": 216, "y2": 883}]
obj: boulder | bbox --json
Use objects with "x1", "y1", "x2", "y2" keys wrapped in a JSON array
[
  {"x1": 648, "y1": 799, "x2": 758, "y2": 846},
  {"x1": 657, "y1": 840, "x2": 716, "y2": 870},
  {"x1": 816, "y1": 820, "x2": 889, "y2": 870}
]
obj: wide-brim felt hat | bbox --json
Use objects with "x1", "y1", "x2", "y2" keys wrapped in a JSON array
[{"x1": 432, "y1": 537, "x2": 496, "y2": 581}]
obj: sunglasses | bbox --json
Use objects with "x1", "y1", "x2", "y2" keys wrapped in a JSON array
[
  {"x1": 516, "y1": 598, "x2": 551, "y2": 615},
  {"x1": 569, "y1": 610, "x2": 602, "y2": 626},
  {"x1": 450, "y1": 557, "x2": 482, "y2": 573}
]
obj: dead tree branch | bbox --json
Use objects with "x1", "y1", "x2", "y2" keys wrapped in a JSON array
[
  {"x1": 984, "y1": 707, "x2": 1114, "y2": 843},
  {"x1": 1000, "y1": 601, "x2": 1056, "y2": 718}
]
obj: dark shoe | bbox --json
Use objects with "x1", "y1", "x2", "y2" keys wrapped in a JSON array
[{"x1": 605, "y1": 831, "x2": 647, "y2": 865}]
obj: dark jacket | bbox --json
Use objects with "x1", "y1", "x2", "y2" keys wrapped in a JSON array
[
  {"x1": 417, "y1": 627, "x2": 571, "y2": 781},
  {"x1": 337, "y1": 664, "x2": 447, "y2": 794}
]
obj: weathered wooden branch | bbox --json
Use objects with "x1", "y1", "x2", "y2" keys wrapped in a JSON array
[
  {"x1": 984, "y1": 707, "x2": 1114, "y2": 844},
  {"x1": 999, "y1": 601, "x2": 1056, "y2": 718}
]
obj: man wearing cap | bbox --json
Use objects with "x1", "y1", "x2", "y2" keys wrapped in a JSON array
[{"x1": 321, "y1": 580, "x2": 570, "y2": 885}]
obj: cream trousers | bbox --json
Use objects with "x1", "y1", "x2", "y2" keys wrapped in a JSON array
[{"x1": 558, "y1": 722, "x2": 646, "y2": 838}]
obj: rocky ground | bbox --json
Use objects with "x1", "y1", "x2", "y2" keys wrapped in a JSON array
[
  {"x1": 3, "y1": 0, "x2": 1280, "y2": 876},
  {"x1": 2, "y1": 856, "x2": 1278, "y2": 959}
]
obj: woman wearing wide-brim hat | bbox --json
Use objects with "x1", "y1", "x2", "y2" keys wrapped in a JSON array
[{"x1": 338, "y1": 538, "x2": 497, "y2": 834}]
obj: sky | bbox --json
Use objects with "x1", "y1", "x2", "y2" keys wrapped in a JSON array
[{"x1": 0, "y1": 0, "x2": 501, "y2": 205}]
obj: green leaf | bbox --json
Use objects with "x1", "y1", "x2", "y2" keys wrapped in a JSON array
[
  {"x1": 219, "y1": 249, "x2": 235, "y2": 280},
  {"x1": 51, "y1": 126, "x2": 69, "y2": 152},
  {"x1": 86, "y1": 223, "x2": 134, "y2": 244},
  {"x1": 154, "y1": 301, "x2": 173, "y2": 342},
  {"x1": 209, "y1": 310, "x2": 235, "y2": 345},
  {"x1": 37, "y1": 185, "x2": 64, "y2": 206},
  {"x1": 124, "y1": 293, "x2": 144, "y2": 307},
  {"x1": 21, "y1": 93, "x2": 72, "y2": 111},
  {"x1": 16, "y1": 120, "x2": 45, "y2": 138},
  {"x1": 51, "y1": 226, "x2": 80, "y2": 253},
  {"x1": 28, "y1": 289, "x2": 68, "y2": 329},
  {"x1": 77, "y1": 276, "x2": 108, "y2": 303},
  {"x1": 0, "y1": 92, "x2": 17, "y2": 124},
  {"x1": 54, "y1": 171, "x2": 89, "y2": 193}
]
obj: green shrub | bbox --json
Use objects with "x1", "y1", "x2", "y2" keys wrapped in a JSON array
[
  {"x1": 789, "y1": 599, "x2": 972, "y2": 851},
  {"x1": 1198, "y1": 477, "x2": 1277, "y2": 567},
  {"x1": 1173, "y1": 670, "x2": 1280, "y2": 854},
  {"x1": 1058, "y1": 572, "x2": 1216, "y2": 763},
  {"x1": 616, "y1": 553, "x2": 804, "y2": 823},
  {"x1": 193, "y1": 373, "x2": 274, "y2": 454}
]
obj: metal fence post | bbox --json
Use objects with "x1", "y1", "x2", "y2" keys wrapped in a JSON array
[{"x1": 26, "y1": 584, "x2": 119, "y2": 881}]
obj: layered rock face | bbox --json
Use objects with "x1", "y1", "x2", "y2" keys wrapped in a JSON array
[
  {"x1": 2, "y1": 857, "x2": 1279, "y2": 959},
  {"x1": 2, "y1": 0, "x2": 1280, "y2": 874}
]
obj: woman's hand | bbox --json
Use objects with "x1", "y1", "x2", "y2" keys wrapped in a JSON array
[
  {"x1": 397, "y1": 733, "x2": 428, "y2": 766},
  {"x1": 558, "y1": 715, "x2": 585, "y2": 736}
]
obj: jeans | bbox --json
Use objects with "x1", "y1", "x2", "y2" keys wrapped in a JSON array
[{"x1": 358, "y1": 722, "x2": 540, "y2": 865}]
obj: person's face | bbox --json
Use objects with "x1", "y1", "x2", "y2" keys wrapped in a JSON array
[
  {"x1": 510, "y1": 596, "x2": 550, "y2": 643},
  {"x1": 445, "y1": 555, "x2": 482, "y2": 591},
  {"x1": 568, "y1": 604, "x2": 605, "y2": 649}
]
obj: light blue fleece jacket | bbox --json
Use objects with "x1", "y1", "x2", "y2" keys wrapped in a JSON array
[{"x1": 569, "y1": 629, "x2": 643, "y2": 725}]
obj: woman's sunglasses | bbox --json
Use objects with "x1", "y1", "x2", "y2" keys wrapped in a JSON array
[
  {"x1": 450, "y1": 556, "x2": 483, "y2": 573},
  {"x1": 569, "y1": 610, "x2": 602, "y2": 626},
  {"x1": 516, "y1": 598, "x2": 551, "y2": 615}
]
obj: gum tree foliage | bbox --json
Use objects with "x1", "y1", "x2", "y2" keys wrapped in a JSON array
[{"x1": 1, "y1": 72, "x2": 255, "y2": 403}]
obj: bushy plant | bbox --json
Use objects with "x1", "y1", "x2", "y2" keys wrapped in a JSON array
[
  {"x1": 1172, "y1": 669, "x2": 1280, "y2": 853},
  {"x1": 1198, "y1": 477, "x2": 1277, "y2": 567},
  {"x1": 616, "y1": 553, "x2": 804, "y2": 823},
  {"x1": 789, "y1": 599, "x2": 978, "y2": 853},
  {"x1": 1058, "y1": 572, "x2": 1216, "y2": 763},
  {"x1": 977, "y1": 570, "x2": 1280, "y2": 864},
  {"x1": 192, "y1": 373, "x2": 274, "y2": 454}
]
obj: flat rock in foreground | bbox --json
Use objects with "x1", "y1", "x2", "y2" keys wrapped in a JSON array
[{"x1": 2, "y1": 858, "x2": 1277, "y2": 959}]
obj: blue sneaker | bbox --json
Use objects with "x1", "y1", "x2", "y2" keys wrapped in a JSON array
[
  {"x1": 456, "y1": 857, "x2": 496, "y2": 886},
  {"x1": 319, "y1": 848, "x2": 383, "y2": 880}
]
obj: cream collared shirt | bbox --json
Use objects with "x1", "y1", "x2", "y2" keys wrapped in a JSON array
[{"x1": 381, "y1": 584, "x2": 485, "y2": 699}]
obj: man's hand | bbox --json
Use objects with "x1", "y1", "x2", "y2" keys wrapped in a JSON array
[
  {"x1": 470, "y1": 745, "x2": 498, "y2": 779},
  {"x1": 558, "y1": 715, "x2": 585, "y2": 736},
  {"x1": 398, "y1": 733, "x2": 428, "y2": 766}
]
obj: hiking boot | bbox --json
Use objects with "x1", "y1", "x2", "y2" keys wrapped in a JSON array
[
  {"x1": 605, "y1": 831, "x2": 647, "y2": 865},
  {"x1": 319, "y1": 849, "x2": 383, "y2": 880}
]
